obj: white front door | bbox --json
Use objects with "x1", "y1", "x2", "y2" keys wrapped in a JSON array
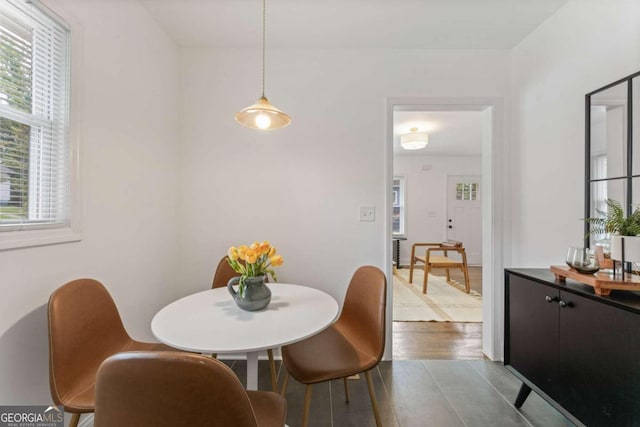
[{"x1": 447, "y1": 175, "x2": 482, "y2": 265}]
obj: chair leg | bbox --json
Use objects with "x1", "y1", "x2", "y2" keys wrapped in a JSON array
[
  {"x1": 280, "y1": 370, "x2": 290, "y2": 396},
  {"x1": 409, "y1": 260, "x2": 415, "y2": 283},
  {"x1": 463, "y1": 266, "x2": 471, "y2": 293},
  {"x1": 302, "y1": 384, "x2": 313, "y2": 427},
  {"x1": 343, "y1": 377, "x2": 350, "y2": 403},
  {"x1": 461, "y1": 251, "x2": 470, "y2": 293},
  {"x1": 445, "y1": 267, "x2": 451, "y2": 283},
  {"x1": 409, "y1": 245, "x2": 417, "y2": 283},
  {"x1": 365, "y1": 370, "x2": 382, "y2": 427},
  {"x1": 267, "y1": 348, "x2": 278, "y2": 392},
  {"x1": 69, "y1": 413, "x2": 80, "y2": 427},
  {"x1": 423, "y1": 265, "x2": 430, "y2": 294}
]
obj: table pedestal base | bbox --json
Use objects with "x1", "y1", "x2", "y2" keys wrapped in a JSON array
[{"x1": 246, "y1": 351, "x2": 259, "y2": 390}]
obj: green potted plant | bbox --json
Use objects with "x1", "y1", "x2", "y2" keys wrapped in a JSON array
[
  {"x1": 585, "y1": 199, "x2": 640, "y2": 236},
  {"x1": 585, "y1": 199, "x2": 640, "y2": 268}
]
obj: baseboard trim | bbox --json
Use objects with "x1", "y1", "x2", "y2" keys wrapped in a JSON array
[{"x1": 396, "y1": 264, "x2": 483, "y2": 269}]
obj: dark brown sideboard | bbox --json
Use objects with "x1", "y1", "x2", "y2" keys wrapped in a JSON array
[{"x1": 505, "y1": 269, "x2": 640, "y2": 427}]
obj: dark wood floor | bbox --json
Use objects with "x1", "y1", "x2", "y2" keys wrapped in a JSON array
[
  {"x1": 393, "y1": 266, "x2": 484, "y2": 360},
  {"x1": 223, "y1": 359, "x2": 570, "y2": 427},
  {"x1": 393, "y1": 322, "x2": 484, "y2": 360}
]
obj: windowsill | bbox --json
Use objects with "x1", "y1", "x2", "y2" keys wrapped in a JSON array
[{"x1": 0, "y1": 227, "x2": 82, "y2": 251}]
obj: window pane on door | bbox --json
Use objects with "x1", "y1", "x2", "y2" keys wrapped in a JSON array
[{"x1": 456, "y1": 182, "x2": 480, "y2": 201}]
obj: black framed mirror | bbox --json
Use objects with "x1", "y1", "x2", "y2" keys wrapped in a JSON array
[{"x1": 585, "y1": 70, "x2": 640, "y2": 248}]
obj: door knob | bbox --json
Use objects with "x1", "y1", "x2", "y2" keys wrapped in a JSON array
[
  {"x1": 558, "y1": 300, "x2": 568, "y2": 308},
  {"x1": 545, "y1": 295, "x2": 556, "y2": 303}
]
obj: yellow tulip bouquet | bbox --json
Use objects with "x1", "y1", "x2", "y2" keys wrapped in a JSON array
[{"x1": 227, "y1": 241, "x2": 284, "y2": 294}]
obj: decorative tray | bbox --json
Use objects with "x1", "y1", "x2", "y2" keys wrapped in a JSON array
[{"x1": 550, "y1": 265, "x2": 640, "y2": 296}]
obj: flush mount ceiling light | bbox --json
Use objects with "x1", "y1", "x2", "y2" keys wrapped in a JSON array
[
  {"x1": 400, "y1": 127, "x2": 429, "y2": 150},
  {"x1": 235, "y1": 0, "x2": 290, "y2": 131}
]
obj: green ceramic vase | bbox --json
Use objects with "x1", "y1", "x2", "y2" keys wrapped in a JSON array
[{"x1": 227, "y1": 275, "x2": 271, "y2": 311}]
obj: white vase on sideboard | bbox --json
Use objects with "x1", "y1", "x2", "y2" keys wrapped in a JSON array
[{"x1": 610, "y1": 235, "x2": 640, "y2": 263}]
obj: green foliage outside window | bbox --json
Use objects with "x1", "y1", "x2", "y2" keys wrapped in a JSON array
[{"x1": 0, "y1": 18, "x2": 32, "y2": 220}]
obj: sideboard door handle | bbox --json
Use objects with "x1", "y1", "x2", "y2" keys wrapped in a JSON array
[
  {"x1": 545, "y1": 295, "x2": 556, "y2": 303},
  {"x1": 558, "y1": 300, "x2": 568, "y2": 308}
]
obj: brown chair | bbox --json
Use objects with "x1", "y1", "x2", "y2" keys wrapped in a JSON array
[
  {"x1": 48, "y1": 279, "x2": 176, "y2": 427},
  {"x1": 280, "y1": 266, "x2": 387, "y2": 427},
  {"x1": 212, "y1": 255, "x2": 244, "y2": 290},
  {"x1": 94, "y1": 351, "x2": 286, "y2": 427},
  {"x1": 212, "y1": 256, "x2": 278, "y2": 392},
  {"x1": 409, "y1": 241, "x2": 471, "y2": 294}
]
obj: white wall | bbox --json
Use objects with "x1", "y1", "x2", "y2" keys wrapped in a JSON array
[
  {"x1": 3, "y1": 0, "x2": 636, "y2": 406},
  {"x1": 393, "y1": 155, "x2": 482, "y2": 266},
  {"x1": 510, "y1": 0, "x2": 640, "y2": 266},
  {"x1": 0, "y1": 0, "x2": 179, "y2": 405},
  {"x1": 177, "y1": 48, "x2": 511, "y2": 304}
]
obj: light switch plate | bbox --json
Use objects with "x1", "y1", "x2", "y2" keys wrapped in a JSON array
[{"x1": 359, "y1": 206, "x2": 376, "y2": 222}]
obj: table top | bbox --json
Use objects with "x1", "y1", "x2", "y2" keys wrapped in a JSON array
[{"x1": 151, "y1": 283, "x2": 340, "y2": 353}]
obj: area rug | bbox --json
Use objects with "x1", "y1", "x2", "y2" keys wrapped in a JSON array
[{"x1": 393, "y1": 268, "x2": 482, "y2": 322}]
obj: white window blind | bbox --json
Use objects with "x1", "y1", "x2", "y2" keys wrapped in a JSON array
[{"x1": 0, "y1": 0, "x2": 70, "y2": 231}]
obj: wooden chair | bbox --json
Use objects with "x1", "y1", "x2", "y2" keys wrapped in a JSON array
[
  {"x1": 94, "y1": 351, "x2": 286, "y2": 427},
  {"x1": 48, "y1": 279, "x2": 177, "y2": 427},
  {"x1": 212, "y1": 256, "x2": 278, "y2": 392},
  {"x1": 280, "y1": 266, "x2": 387, "y2": 427},
  {"x1": 409, "y1": 241, "x2": 470, "y2": 294}
]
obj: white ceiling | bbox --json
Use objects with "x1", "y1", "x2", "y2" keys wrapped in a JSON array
[
  {"x1": 140, "y1": 0, "x2": 568, "y2": 49},
  {"x1": 393, "y1": 111, "x2": 483, "y2": 157}
]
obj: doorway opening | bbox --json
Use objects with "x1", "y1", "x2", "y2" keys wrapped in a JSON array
[{"x1": 384, "y1": 98, "x2": 505, "y2": 362}]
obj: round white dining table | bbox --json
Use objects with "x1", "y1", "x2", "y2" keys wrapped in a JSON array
[{"x1": 151, "y1": 283, "x2": 339, "y2": 390}]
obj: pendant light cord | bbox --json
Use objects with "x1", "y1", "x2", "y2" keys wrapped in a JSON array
[{"x1": 262, "y1": 0, "x2": 266, "y2": 99}]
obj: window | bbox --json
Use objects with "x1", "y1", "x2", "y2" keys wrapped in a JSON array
[
  {"x1": 392, "y1": 176, "x2": 406, "y2": 236},
  {"x1": 456, "y1": 182, "x2": 479, "y2": 201},
  {"x1": 0, "y1": 0, "x2": 71, "y2": 236},
  {"x1": 591, "y1": 154, "x2": 608, "y2": 224}
]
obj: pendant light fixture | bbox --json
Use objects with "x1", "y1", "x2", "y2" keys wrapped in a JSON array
[
  {"x1": 235, "y1": 0, "x2": 290, "y2": 130},
  {"x1": 400, "y1": 127, "x2": 429, "y2": 150}
]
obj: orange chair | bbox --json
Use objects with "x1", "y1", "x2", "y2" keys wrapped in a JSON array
[
  {"x1": 280, "y1": 266, "x2": 387, "y2": 427},
  {"x1": 48, "y1": 279, "x2": 176, "y2": 427},
  {"x1": 409, "y1": 241, "x2": 470, "y2": 293},
  {"x1": 212, "y1": 256, "x2": 278, "y2": 392},
  {"x1": 94, "y1": 351, "x2": 286, "y2": 427}
]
